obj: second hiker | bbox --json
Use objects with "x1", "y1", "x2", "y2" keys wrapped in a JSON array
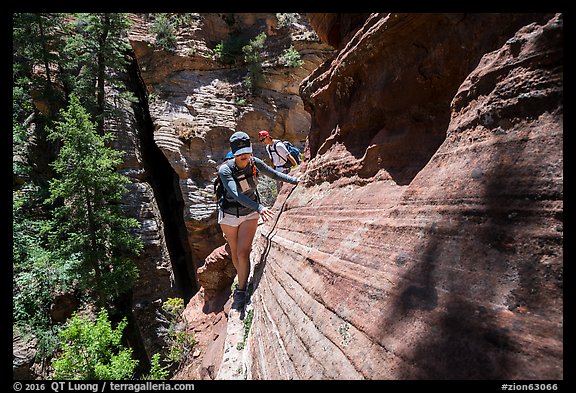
[{"x1": 258, "y1": 130, "x2": 299, "y2": 192}]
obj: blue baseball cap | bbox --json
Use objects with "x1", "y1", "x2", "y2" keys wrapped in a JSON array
[{"x1": 230, "y1": 131, "x2": 252, "y2": 156}]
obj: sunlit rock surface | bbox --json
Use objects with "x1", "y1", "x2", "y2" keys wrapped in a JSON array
[{"x1": 245, "y1": 13, "x2": 562, "y2": 380}]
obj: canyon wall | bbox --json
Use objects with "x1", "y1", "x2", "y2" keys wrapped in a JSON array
[
  {"x1": 28, "y1": 12, "x2": 559, "y2": 381},
  {"x1": 125, "y1": 13, "x2": 333, "y2": 374},
  {"x1": 15, "y1": 12, "x2": 562, "y2": 381},
  {"x1": 127, "y1": 13, "x2": 333, "y2": 275},
  {"x1": 243, "y1": 13, "x2": 563, "y2": 379}
]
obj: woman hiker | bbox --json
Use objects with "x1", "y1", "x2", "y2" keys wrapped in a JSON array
[{"x1": 217, "y1": 131, "x2": 300, "y2": 310}]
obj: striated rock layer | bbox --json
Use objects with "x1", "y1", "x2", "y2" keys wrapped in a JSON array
[
  {"x1": 246, "y1": 13, "x2": 563, "y2": 379},
  {"x1": 126, "y1": 13, "x2": 333, "y2": 378},
  {"x1": 128, "y1": 13, "x2": 334, "y2": 272}
]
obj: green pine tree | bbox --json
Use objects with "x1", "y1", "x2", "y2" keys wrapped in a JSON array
[
  {"x1": 13, "y1": 13, "x2": 69, "y2": 114},
  {"x1": 45, "y1": 94, "x2": 142, "y2": 306},
  {"x1": 63, "y1": 13, "x2": 133, "y2": 134}
]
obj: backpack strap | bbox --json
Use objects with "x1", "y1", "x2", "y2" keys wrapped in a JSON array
[
  {"x1": 251, "y1": 157, "x2": 259, "y2": 177},
  {"x1": 216, "y1": 159, "x2": 238, "y2": 211},
  {"x1": 265, "y1": 144, "x2": 272, "y2": 160},
  {"x1": 249, "y1": 157, "x2": 261, "y2": 204},
  {"x1": 268, "y1": 140, "x2": 289, "y2": 165},
  {"x1": 218, "y1": 157, "x2": 260, "y2": 214}
]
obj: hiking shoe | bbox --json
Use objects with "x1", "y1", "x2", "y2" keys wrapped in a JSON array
[{"x1": 232, "y1": 289, "x2": 247, "y2": 310}]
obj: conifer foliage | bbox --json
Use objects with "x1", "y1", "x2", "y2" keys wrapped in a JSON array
[{"x1": 45, "y1": 94, "x2": 142, "y2": 306}]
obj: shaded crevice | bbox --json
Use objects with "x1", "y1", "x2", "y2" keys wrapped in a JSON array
[{"x1": 126, "y1": 52, "x2": 198, "y2": 302}]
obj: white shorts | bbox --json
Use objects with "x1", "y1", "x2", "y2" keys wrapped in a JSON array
[{"x1": 218, "y1": 209, "x2": 259, "y2": 227}]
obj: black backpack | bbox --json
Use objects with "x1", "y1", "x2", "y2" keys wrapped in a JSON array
[
  {"x1": 268, "y1": 140, "x2": 301, "y2": 167},
  {"x1": 214, "y1": 157, "x2": 260, "y2": 210}
]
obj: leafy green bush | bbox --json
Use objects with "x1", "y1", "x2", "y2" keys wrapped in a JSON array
[
  {"x1": 13, "y1": 185, "x2": 78, "y2": 358},
  {"x1": 151, "y1": 14, "x2": 176, "y2": 52},
  {"x1": 170, "y1": 13, "x2": 195, "y2": 29},
  {"x1": 51, "y1": 309, "x2": 138, "y2": 379},
  {"x1": 242, "y1": 32, "x2": 267, "y2": 92},
  {"x1": 157, "y1": 298, "x2": 196, "y2": 366},
  {"x1": 212, "y1": 33, "x2": 250, "y2": 64},
  {"x1": 141, "y1": 353, "x2": 170, "y2": 380},
  {"x1": 242, "y1": 32, "x2": 266, "y2": 64},
  {"x1": 279, "y1": 46, "x2": 304, "y2": 68}
]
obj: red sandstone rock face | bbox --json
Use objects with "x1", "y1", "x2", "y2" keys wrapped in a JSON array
[
  {"x1": 173, "y1": 244, "x2": 235, "y2": 380},
  {"x1": 246, "y1": 13, "x2": 562, "y2": 379},
  {"x1": 306, "y1": 13, "x2": 370, "y2": 50},
  {"x1": 196, "y1": 243, "x2": 236, "y2": 312},
  {"x1": 173, "y1": 289, "x2": 229, "y2": 380}
]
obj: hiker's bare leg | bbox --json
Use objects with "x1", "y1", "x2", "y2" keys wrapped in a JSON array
[
  {"x1": 220, "y1": 219, "x2": 258, "y2": 290},
  {"x1": 235, "y1": 218, "x2": 259, "y2": 290},
  {"x1": 220, "y1": 224, "x2": 239, "y2": 272}
]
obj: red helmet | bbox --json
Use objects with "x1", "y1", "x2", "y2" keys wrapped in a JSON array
[{"x1": 258, "y1": 130, "x2": 270, "y2": 139}]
